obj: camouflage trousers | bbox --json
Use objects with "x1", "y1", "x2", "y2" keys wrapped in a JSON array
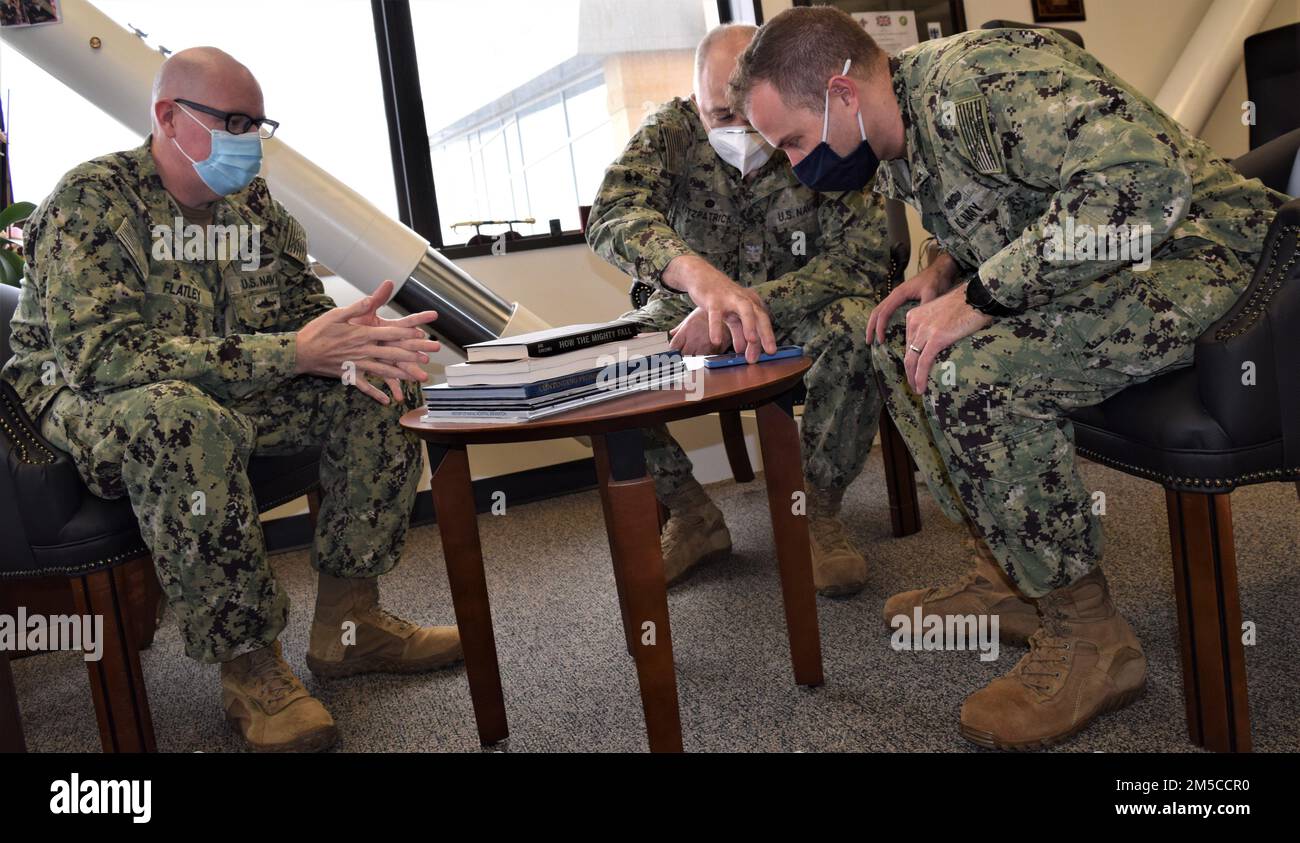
[
  {"x1": 872, "y1": 238, "x2": 1253, "y2": 597},
  {"x1": 624, "y1": 292, "x2": 881, "y2": 504},
  {"x1": 40, "y1": 376, "x2": 424, "y2": 663}
]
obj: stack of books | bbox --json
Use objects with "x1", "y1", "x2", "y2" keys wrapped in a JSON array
[{"x1": 422, "y1": 320, "x2": 685, "y2": 423}]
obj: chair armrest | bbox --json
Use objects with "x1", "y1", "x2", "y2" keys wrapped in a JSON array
[
  {"x1": 1195, "y1": 199, "x2": 1300, "y2": 462},
  {"x1": 1231, "y1": 126, "x2": 1300, "y2": 192},
  {"x1": 0, "y1": 382, "x2": 86, "y2": 570}
]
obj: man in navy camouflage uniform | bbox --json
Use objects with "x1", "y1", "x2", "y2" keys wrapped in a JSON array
[
  {"x1": 2, "y1": 47, "x2": 465, "y2": 751},
  {"x1": 730, "y1": 8, "x2": 1287, "y2": 748}
]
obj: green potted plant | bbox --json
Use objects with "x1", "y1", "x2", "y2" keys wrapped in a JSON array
[{"x1": 0, "y1": 201, "x2": 36, "y2": 286}]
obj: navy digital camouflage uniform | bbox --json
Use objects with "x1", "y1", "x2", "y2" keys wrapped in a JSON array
[
  {"x1": 586, "y1": 96, "x2": 892, "y2": 501},
  {"x1": 1, "y1": 139, "x2": 424, "y2": 663},
  {"x1": 870, "y1": 30, "x2": 1288, "y2": 596}
]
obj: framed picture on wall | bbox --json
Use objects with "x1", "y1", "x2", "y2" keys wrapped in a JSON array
[
  {"x1": 791, "y1": 0, "x2": 968, "y2": 50},
  {"x1": 1031, "y1": 0, "x2": 1086, "y2": 24},
  {"x1": 0, "y1": 0, "x2": 61, "y2": 28}
]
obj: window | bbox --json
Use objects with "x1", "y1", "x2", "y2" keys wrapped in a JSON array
[
  {"x1": 3, "y1": 1, "x2": 751, "y2": 254},
  {"x1": 0, "y1": 0, "x2": 397, "y2": 219},
  {"x1": 409, "y1": 0, "x2": 709, "y2": 248},
  {"x1": 0, "y1": 37, "x2": 138, "y2": 204}
]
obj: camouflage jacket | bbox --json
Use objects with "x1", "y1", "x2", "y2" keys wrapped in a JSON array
[
  {"x1": 585, "y1": 96, "x2": 890, "y2": 318},
  {"x1": 875, "y1": 29, "x2": 1287, "y2": 312},
  {"x1": 1, "y1": 138, "x2": 334, "y2": 420}
]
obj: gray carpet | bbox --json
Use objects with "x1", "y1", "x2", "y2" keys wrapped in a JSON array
[{"x1": 11, "y1": 447, "x2": 1300, "y2": 752}]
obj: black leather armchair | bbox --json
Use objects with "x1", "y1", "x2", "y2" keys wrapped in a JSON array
[
  {"x1": 0, "y1": 282, "x2": 324, "y2": 752},
  {"x1": 1069, "y1": 129, "x2": 1300, "y2": 753},
  {"x1": 885, "y1": 128, "x2": 1300, "y2": 753}
]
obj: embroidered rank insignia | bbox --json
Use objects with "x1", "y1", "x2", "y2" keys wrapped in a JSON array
[
  {"x1": 953, "y1": 95, "x2": 1004, "y2": 175},
  {"x1": 114, "y1": 218, "x2": 148, "y2": 280}
]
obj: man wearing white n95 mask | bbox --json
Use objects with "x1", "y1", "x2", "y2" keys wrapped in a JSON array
[{"x1": 586, "y1": 24, "x2": 894, "y2": 596}]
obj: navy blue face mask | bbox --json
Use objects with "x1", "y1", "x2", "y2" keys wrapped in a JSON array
[{"x1": 791, "y1": 59, "x2": 880, "y2": 192}]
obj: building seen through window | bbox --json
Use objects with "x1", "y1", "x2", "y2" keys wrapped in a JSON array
[{"x1": 414, "y1": 0, "x2": 708, "y2": 246}]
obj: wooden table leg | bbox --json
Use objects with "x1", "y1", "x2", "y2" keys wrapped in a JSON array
[
  {"x1": 719, "y1": 409, "x2": 756, "y2": 483},
  {"x1": 879, "y1": 408, "x2": 922, "y2": 538},
  {"x1": 594, "y1": 429, "x2": 683, "y2": 753},
  {"x1": 427, "y1": 442, "x2": 508, "y2": 746},
  {"x1": 592, "y1": 437, "x2": 637, "y2": 656},
  {"x1": 756, "y1": 393, "x2": 824, "y2": 688}
]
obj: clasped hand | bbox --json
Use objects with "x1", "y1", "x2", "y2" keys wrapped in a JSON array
[{"x1": 295, "y1": 279, "x2": 441, "y2": 405}]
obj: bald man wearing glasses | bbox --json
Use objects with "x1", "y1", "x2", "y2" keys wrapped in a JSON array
[{"x1": 2, "y1": 47, "x2": 462, "y2": 752}]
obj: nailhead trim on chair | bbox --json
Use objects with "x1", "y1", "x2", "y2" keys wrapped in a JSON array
[
  {"x1": 1079, "y1": 223, "x2": 1299, "y2": 490},
  {"x1": 1075, "y1": 443, "x2": 1300, "y2": 490},
  {"x1": 884, "y1": 256, "x2": 901, "y2": 295},
  {"x1": 1215, "y1": 224, "x2": 1298, "y2": 341},
  {"x1": 0, "y1": 389, "x2": 57, "y2": 465},
  {"x1": 0, "y1": 542, "x2": 150, "y2": 580}
]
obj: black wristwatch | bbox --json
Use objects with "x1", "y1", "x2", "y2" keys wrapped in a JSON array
[{"x1": 965, "y1": 276, "x2": 1021, "y2": 317}]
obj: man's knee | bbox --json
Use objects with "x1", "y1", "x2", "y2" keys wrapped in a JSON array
[
  {"x1": 926, "y1": 339, "x2": 1022, "y2": 455},
  {"x1": 814, "y1": 297, "x2": 873, "y2": 357},
  {"x1": 329, "y1": 378, "x2": 422, "y2": 433},
  {"x1": 875, "y1": 302, "x2": 913, "y2": 362},
  {"x1": 126, "y1": 380, "x2": 255, "y2": 455},
  {"x1": 800, "y1": 299, "x2": 875, "y2": 403}
]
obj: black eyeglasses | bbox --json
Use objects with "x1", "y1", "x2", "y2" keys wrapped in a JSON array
[{"x1": 174, "y1": 98, "x2": 280, "y2": 139}]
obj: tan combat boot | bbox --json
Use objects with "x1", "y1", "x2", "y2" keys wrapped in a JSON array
[
  {"x1": 660, "y1": 482, "x2": 732, "y2": 586},
  {"x1": 960, "y1": 568, "x2": 1147, "y2": 750},
  {"x1": 306, "y1": 574, "x2": 463, "y2": 678},
  {"x1": 221, "y1": 641, "x2": 337, "y2": 753},
  {"x1": 882, "y1": 536, "x2": 1040, "y2": 644},
  {"x1": 807, "y1": 488, "x2": 867, "y2": 597}
]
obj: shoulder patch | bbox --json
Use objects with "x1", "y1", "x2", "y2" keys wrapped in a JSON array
[
  {"x1": 113, "y1": 217, "x2": 148, "y2": 280},
  {"x1": 283, "y1": 215, "x2": 309, "y2": 267},
  {"x1": 953, "y1": 95, "x2": 1004, "y2": 175},
  {"x1": 658, "y1": 122, "x2": 692, "y2": 178}
]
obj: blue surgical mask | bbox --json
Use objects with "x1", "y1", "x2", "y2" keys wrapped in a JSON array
[
  {"x1": 791, "y1": 59, "x2": 880, "y2": 193},
  {"x1": 172, "y1": 103, "x2": 263, "y2": 196}
]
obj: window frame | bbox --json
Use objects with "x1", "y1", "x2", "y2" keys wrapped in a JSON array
[{"x1": 370, "y1": 0, "x2": 759, "y2": 259}]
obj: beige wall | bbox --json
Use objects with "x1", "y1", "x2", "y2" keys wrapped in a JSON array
[
  {"x1": 1200, "y1": 0, "x2": 1300, "y2": 158},
  {"x1": 963, "y1": 0, "x2": 1214, "y2": 96},
  {"x1": 603, "y1": 50, "x2": 697, "y2": 142}
]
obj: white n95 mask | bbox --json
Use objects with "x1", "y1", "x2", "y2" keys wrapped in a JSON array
[{"x1": 707, "y1": 126, "x2": 774, "y2": 177}]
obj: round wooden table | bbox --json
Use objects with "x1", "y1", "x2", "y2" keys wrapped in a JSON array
[{"x1": 400, "y1": 356, "x2": 823, "y2": 752}]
